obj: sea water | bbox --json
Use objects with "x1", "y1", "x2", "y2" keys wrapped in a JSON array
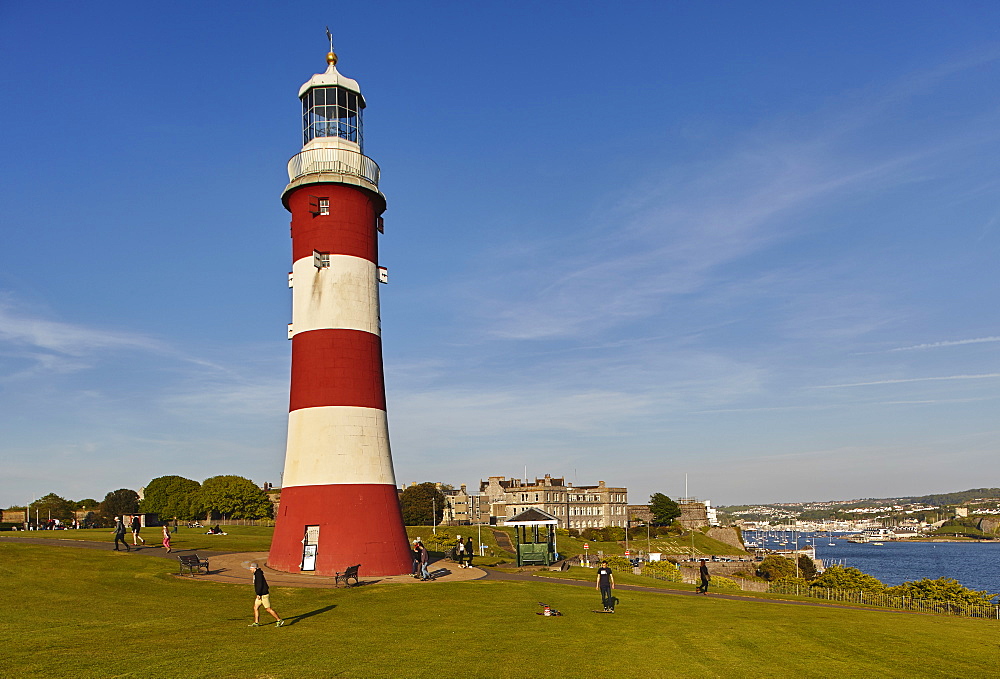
[
  {"x1": 815, "y1": 540, "x2": 1000, "y2": 594},
  {"x1": 748, "y1": 532, "x2": 1000, "y2": 594}
]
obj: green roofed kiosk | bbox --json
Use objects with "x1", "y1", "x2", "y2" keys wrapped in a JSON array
[{"x1": 505, "y1": 508, "x2": 559, "y2": 567}]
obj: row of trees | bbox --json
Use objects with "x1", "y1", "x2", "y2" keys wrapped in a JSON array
[
  {"x1": 139, "y1": 475, "x2": 273, "y2": 521},
  {"x1": 8, "y1": 475, "x2": 273, "y2": 527}
]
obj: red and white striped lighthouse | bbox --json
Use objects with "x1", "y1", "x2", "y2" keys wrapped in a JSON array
[{"x1": 268, "y1": 47, "x2": 411, "y2": 576}]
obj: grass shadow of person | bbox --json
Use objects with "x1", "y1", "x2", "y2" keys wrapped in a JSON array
[{"x1": 283, "y1": 604, "x2": 337, "y2": 625}]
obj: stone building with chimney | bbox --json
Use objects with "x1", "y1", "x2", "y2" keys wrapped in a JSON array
[{"x1": 479, "y1": 474, "x2": 628, "y2": 529}]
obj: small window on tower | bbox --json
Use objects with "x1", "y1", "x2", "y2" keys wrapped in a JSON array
[{"x1": 307, "y1": 196, "x2": 331, "y2": 217}]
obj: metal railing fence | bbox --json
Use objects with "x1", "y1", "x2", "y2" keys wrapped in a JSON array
[
  {"x1": 287, "y1": 147, "x2": 380, "y2": 186},
  {"x1": 766, "y1": 581, "x2": 1000, "y2": 619},
  {"x1": 604, "y1": 557, "x2": 1000, "y2": 617}
]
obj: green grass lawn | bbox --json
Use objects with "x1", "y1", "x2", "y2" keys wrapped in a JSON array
[
  {"x1": 5, "y1": 541, "x2": 999, "y2": 679},
  {"x1": 3, "y1": 525, "x2": 275, "y2": 552},
  {"x1": 7, "y1": 524, "x2": 746, "y2": 563}
]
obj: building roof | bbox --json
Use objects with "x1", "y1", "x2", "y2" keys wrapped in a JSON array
[
  {"x1": 298, "y1": 62, "x2": 365, "y2": 104},
  {"x1": 505, "y1": 508, "x2": 559, "y2": 526}
]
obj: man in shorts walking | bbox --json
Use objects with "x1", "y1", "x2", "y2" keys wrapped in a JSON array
[{"x1": 249, "y1": 563, "x2": 284, "y2": 627}]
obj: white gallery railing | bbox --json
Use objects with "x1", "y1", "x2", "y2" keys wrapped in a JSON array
[{"x1": 287, "y1": 147, "x2": 380, "y2": 186}]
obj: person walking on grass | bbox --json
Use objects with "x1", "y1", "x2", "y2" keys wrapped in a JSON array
[
  {"x1": 596, "y1": 560, "x2": 615, "y2": 612},
  {"x1": 249, "y1": 563, "x2": 284, "y2": 627},
  {"x1": 162, "y1": 522, "x2": 172, "y2": 553},
  {"x1": 696, "y1": 559, "x2": 710, "y2": 594},
  {"x1": 130, "y1": 515, "x2": 145, "y2": 547},
  {"x1": 111, "y1": 517, "x2": 129, "y2": 551}
]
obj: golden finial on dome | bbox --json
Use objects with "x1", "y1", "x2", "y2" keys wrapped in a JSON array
[{"x1": 325, "y1": 26, "x2": 337, "y2": 67}]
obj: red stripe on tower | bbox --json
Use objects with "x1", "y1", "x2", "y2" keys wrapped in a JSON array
[{"x1": 268, "y1": 47, "x2": 411, "y2": 577}]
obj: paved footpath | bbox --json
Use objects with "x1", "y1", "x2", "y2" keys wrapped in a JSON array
[{"x1": 0, "y1": 535, "x2": 486, "y2": 588}]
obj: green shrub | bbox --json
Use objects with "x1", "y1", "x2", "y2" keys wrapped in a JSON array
[
  {"x1": 711, "y1": 576, "x2": 742, "y2": 591},
  {"x1": 581, "y1": 526, "x2": 627, "y2": 542},
  {"x1": 810, "y1": 565, "x2": 885, "y2": 592},
  {"x1": 642, "y1": 560, "x2": 682, "y2": 581},
  {"x1": 756, "y1": 555, "x2": 796, "y2": 581},
  {"x1": 886, "y1": 578, "x2": 997, "y2": 605},
  {"x1": 603, "y1": 555, "x2": 631, "y2": 570}
]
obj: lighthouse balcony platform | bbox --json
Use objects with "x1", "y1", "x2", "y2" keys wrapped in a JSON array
[{"x1": 285, "y1": 147, "x2": 381, "y2": 195}]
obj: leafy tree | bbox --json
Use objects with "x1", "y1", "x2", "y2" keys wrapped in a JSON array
[
  {"x1": 756, "y1": 554, "x2": 797, "y2": 581},
  {"x1": 140, "y1": 475, "x2": 203, "y2": 520},
  {"x1": 886, "y1": 578, "x2": 997, "y2": 605},
  {"x1": 29, "y1": 493, "x2": 76, "y2": 523},
  {"x1": 648, "y1": 493, "x2": 681, "y2": 526},
  {"x1": 810, "y1": 565, "x2": 885, "y2": 591},
  {"x1": 400, "y1": 482, "x2": 446, "y2": 526},
  {"x1": 200, "y1": 475, "x2": 272, "y2": 520},
  {"x1": 75, "y1": 499, "x2": 99, "y2": 510},
  {"x1": 798, "y1": 554, "x2": 818, "y2": 581},
  {"x1": 99, "y1": 488, "x2": 139, "y2": 519}
]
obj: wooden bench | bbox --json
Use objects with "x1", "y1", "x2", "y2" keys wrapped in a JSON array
[
  {"x1": 177, "y1": 554, "x2": 210, "y2": 575},
  {"x1": 335, "y1": 564, "x2": 360, "y2": 587}
]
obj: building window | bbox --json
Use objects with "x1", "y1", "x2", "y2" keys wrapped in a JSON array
[{"x1": 319, "y1": 198, "x2": 330, "y2": 215}]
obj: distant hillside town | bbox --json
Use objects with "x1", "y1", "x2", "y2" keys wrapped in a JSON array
[{"x1": 720, "y1": 488, "x2": 1000, "y2": 536}]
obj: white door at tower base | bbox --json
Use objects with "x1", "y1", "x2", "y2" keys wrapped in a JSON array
[{"x1": 302, "y1": 525, "x2": 320, "y2": 571}]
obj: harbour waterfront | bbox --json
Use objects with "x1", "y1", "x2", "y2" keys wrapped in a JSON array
[
  {"x1": 748, "y1": 531, "x2": 1000, "y2": 594},
  {"x1": 815, "y1": 540, "x2": 1000, "y2": 595}
]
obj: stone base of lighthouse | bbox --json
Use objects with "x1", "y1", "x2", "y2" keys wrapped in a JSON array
[{"x1": 268, "y1": 484, "x2": 412, "y2": 576}]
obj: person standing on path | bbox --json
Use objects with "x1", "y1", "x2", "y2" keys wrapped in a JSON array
[
  {"x1": 696, "y1": 559, "x2": 710, "y2": 594},
  {"x1": 249, "y1": 563, "x2": 284, "y2": 627},
  {"x1": 596, "y1": 560, "x2": 615, "y2": 612},
  {"x1": 416, "y1": 540, "x2": 431, "y2": 580},
  {"x1": 454, "y1": 536, "x2": 466, "y2": 568},
  {"x1": 130, "y1": 515, "x2": 145, "y2": 547},
  {"x1": 410, "y1": 539, "x2": 421, "y2": 577},
  {"x1": 162, "y1": 522, "x2": 172, "y2": 553},
  {"x1": 111, "y1": 518, "x2": 129, "y2": 551},
  {"x1": 464, "y1": 537, "x2": 474, "y2": 569}
]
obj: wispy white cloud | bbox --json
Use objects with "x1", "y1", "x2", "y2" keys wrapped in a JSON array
[
  {"x1": 0, "y1": 297, "x2": 168, "y2": 357},
  {"x1": 888, "y1": 337, "x2": 1000, "y2": 352},
  {"x1": 0, "y1": 298, "x2": 236, "y2": 383},
  {"x1": 814, "y1": 373, "x2": 1000, "y2": 389}
]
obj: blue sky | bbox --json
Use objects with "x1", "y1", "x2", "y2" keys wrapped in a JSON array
[{"x1": 1, "y1": 2, "x2": 998, "y2": 508}]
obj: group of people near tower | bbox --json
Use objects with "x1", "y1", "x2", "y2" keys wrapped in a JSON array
[
  {"x1": 407, "y1": 535, "x2": 477, "y2": 580},
  {"x1": 451, "y1": 535, "x2": 475, "y2": 569}
]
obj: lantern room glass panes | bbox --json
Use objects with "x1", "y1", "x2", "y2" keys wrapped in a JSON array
[{"x1": 302, "y1": 86, "x2": 364, "y2": 148}]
